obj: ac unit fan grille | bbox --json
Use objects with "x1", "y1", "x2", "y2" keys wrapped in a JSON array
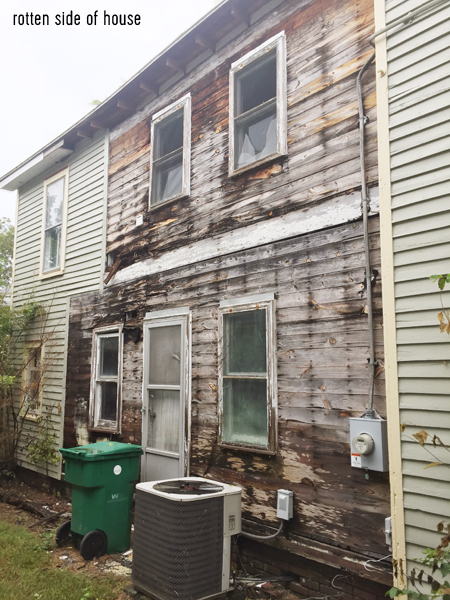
[{"x1": 133, "y1": 490, "x2": 224, "y2": 600}]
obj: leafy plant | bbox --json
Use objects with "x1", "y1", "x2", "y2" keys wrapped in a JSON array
[
  {"x1": 27, "y1": 427, "x2": 60, "y2": 469},
  {"x1": 0, "y1": 295, "x2": 55, "y2": 471},
  {"x1": 430, "y1": 274, "x2": 450, "y2": 291},
  {"x1": 386, "y1": 522, "x2": 450, "y2": 599},
  {"x1": 0, "y1": 218, "x2": 14, "y2": 289}
]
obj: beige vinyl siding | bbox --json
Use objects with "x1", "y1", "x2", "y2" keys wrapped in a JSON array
[
  {"x1": 12, "y1": 132, "x2": 107, "y2": 478},
  {"x1": 385, "y1": 0, "x2": 450, "y2": 569}
]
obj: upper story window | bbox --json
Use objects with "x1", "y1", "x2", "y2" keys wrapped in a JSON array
[
  {"x1": 219, "y1": 294, "x2": 277, "y2": 454},
  {"x1": 90, "y1": 326, "x2": 123, "y2": 433},
  {"x1": 229, "y1": 32, "x2": 287, "y2": 176},
  {"x1": 149, "y1": 94, "x2": 191, "y2": 207},
  {"x1": 40, "y1": 169, "x2": 69, "y2": 278}
]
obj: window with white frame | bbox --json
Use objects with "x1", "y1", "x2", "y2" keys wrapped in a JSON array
[
  {"x1": 40, "y1": 169, "x2": 69, "y2": 276},
  {"x1": 229, "y1": 32, "x2": 287, "y2": 176},
  {"x1": 219, "y1": 295, "x2": 277, "y2": 453},
  {"x1": 149, "y1": 94, "x2": 191, "y2": 207},
  {"x1": 22, "y1": 346, "x2": 44, "y2": 420},
  {"x1": 90, "y1": 327, "x2": 123, "y2": 432}
]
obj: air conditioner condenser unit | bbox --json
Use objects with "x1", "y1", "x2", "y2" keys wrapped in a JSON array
[{"x1": 132, "y1": 477, "x2": 242, "y2": 600}]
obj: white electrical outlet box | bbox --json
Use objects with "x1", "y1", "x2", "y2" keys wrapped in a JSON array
[
  {"x1": 277, "y1": 489, "x2": 293, "y2": 520},
  {"x1": 385, "y1": 516, "x2": 392, "y2": 549},
  {"x1": 136, "y1": 214, "x2": 143, "y2": 226},
  {"x1": 349, "y1": 417, "x2": 388, "y2": 472}
]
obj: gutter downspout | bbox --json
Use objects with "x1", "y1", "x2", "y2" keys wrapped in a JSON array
[{"x1": 356, "y1": 52, "x2": 377, "y2": 418}]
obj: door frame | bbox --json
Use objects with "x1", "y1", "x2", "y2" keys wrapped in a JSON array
[{"x1": 142, "y1": 306, "x2": 191, "y2": 479}]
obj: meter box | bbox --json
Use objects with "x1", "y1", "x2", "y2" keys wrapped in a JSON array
[{"x1": 349, "y1": 417, "x2": 388, "y2": 472}]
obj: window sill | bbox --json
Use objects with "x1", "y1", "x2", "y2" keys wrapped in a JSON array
[
  {"x1": 22, "y1": 413, "x2": 41, "y2": 422},
  {"x1": 228, "y1": 151, "x2": 286, "y2": 178},
  {"x1": 219, "y1": 442, "x2": 276, "y2": 456},
  {"x1": 89, "y1": 424, "x2": 120, "y2": 434},
  {"x1": 149, "y1": 192, "x2": 189, "y2": 211},
  {"x1": 39, "y1": 268, "x2": 65, "y2": 280}
]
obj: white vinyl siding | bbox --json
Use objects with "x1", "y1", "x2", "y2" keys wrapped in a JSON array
[
  {"x1": 385, "y1": 0, "x2": 450, "y2": 570},
  {"x1": 12, "y1": 132, "x2": 108, "y2": 479}
]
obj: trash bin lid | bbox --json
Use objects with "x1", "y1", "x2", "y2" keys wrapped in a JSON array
[{"x1": 59, "y1": 441, "x2": 143, "y2": 461}]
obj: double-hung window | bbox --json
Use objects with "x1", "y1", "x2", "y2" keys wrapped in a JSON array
[
  {"x1": 229, "y1": 32, "x2": 287, "y2": 176},
  {"x1": 149, "y1": 94, "x2": 191, "y2": 207},
  {"x1": 40, "y1": 169, "x2": 69, "y2": 277},
  {"x1": 219, "y1": 294, "x2": 277, "y2": 453},
  {"x1": 90, "y1": 326, "x2": 123, "y2": 432}
]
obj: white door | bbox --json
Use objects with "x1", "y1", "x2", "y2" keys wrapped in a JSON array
[{"x1": 141, "y1": 309, "x2": 190, "y2": 482}]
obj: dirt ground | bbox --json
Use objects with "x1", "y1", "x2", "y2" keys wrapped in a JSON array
[
  {"x1": 0, "y1": 476, "x2": 132, "y2": 600},
  {"x1": 0, "y1": 475, "x2": 301, "y2": 600}
]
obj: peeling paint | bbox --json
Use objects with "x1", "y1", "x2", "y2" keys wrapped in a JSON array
[{"x1": 280, "y1": 448, "x2": 324, "y2": 485}]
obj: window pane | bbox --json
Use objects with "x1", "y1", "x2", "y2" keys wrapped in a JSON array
[
  {"x1": 224, "y1": 310, "x2": 266, "y2": 375},
  {"x1": 98, "y1": 381, "x2": 117, "y2": 421},
  {"x1": 45, "y1": 177, "x2": 65, "y2": 228},
  {"x1": 147, "y1": 389, "x2": 180, "y2": 453},
  {"x1": 235, "y1": 104, "x2": 277, "y2": 169},
  {"x1": 152, "y1": 150, "x2": 183, "y2": 205},
  {"x1": 222, "y1": 378, "x2": 267, "y2": 446},
  {"x1": 43, "y1": 225, "x2": 62, "y2": 271},
  {"x1": 154, "y1": 109, "x2": 184, "y2": 159},
  {"x1": 149, "y1": 325, "x2": 181, "y2": 386},
  {"x1": 99, "y1": 336, "x2": 119, "y2": 377},
  {"x1": 25, "y1": 349, "x2": 41, "y2": 415},
  {"x1": 235, "y1": 52, "x2": 276, "y2": 116}
]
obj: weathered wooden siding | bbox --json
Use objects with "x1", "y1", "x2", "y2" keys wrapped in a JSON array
[
  {"x1": 12, "y1": 132, "x2": 107, "y2": 478},
  {"x1": 68, "y1": 216, "x2": 390, "y2": 579},
  {"x1": 63, "y1": 0, "x2": 390, "y2": 587},
  {"x1": 104, "y1": 0, "x2": 378, "y2": 281},
  {"x1": 385, "y1": 0, "x2": 450, "y2": 564}
]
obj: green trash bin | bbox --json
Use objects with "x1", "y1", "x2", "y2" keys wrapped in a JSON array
[{"x1": 58, "y1": 441, "x2": 143, "y2": 560}]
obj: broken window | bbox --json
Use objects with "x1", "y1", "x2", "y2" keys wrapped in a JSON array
[
  {"x1": 41, "y1": 169, "x2": 68, "y2": 276},
  {"x1": 219, "y1": 295, "x2": 277, "y2": 453},
  {"x1": 229, "y1": 32, "x2": 287, "y2": 175},
  {"x1": 90, "y1": 327, "x2": 123, "y2": 432},
  {"x1": 149, "y1": 95, "x2": 191, "y2": 207}
]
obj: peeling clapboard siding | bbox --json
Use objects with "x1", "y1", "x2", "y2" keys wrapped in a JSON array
[
  {"x1": 103, "y1": 0, "x2": 378, "y2": 279},
  {"x1": 12, "y1": 132, "x2": 107, "y2": 478},
  {"x1": 64, "y1": 0, "x2": 391, "y2": 587},
  {"x1": 68, "y1": 217, "x2": 390, "y2": 566},
  {"x1": 385, "y1": 0, "x2": 450, "y2": 569}
]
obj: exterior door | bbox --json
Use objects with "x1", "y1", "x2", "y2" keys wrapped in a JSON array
[{"x1": 141, "y1": 308, "x2": 190, "y2": 482}]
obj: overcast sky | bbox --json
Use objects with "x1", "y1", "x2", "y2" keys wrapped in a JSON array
[{"x1": 0, "y1": 0, "x2": 215, "y2": 224}]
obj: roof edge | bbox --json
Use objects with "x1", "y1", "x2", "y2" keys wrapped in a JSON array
[{"x1": 0, "y1": 0, "x2": 231, "y2": 191}]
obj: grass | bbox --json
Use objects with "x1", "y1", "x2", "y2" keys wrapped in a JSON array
[{"x1": 0, "y1": 519, "x2": 127, "y2": 600}]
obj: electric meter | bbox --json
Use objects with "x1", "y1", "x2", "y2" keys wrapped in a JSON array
[
  {"x1": 352, "y1": 433, "x2": 375, "y2": 455},
  {"x1": 349, "y1": 417, "x2": 388, "y2": 472}
]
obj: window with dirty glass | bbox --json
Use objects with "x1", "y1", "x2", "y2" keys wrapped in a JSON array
[
  {"x1": 41, "y1": 170, "x2": 68, "y2": 276},
  {"x1": 22, "y1": 347, "x2": 43, "y2": 419},
  {"x1": 91, "y1": 329, "x2": 122, "y2": 431},
  {"x1": 229, "y1": 32, "x2": 287, "y2": 176},
  {"x1": 219, "y1": 298, "x2": 277, "y2": 452},
  {"x1": 150, "y1": 95, "x2": 191, "y2": 207}
]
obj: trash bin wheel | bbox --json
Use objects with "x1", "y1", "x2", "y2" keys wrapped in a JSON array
[
  {"x1": 80, "y1": 529, "x2": 107, "y2": 561},
  {"x1": 56, "y1": 520, "x2": 72, "y2": 547}
]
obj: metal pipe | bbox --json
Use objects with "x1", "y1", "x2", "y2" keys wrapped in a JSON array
[
  {"x1": 369, "y1": 0, "x2": 449, "y2": 46},
  {"x1": 356, "y1": 52, "x2": 376, "y2": 418}
]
